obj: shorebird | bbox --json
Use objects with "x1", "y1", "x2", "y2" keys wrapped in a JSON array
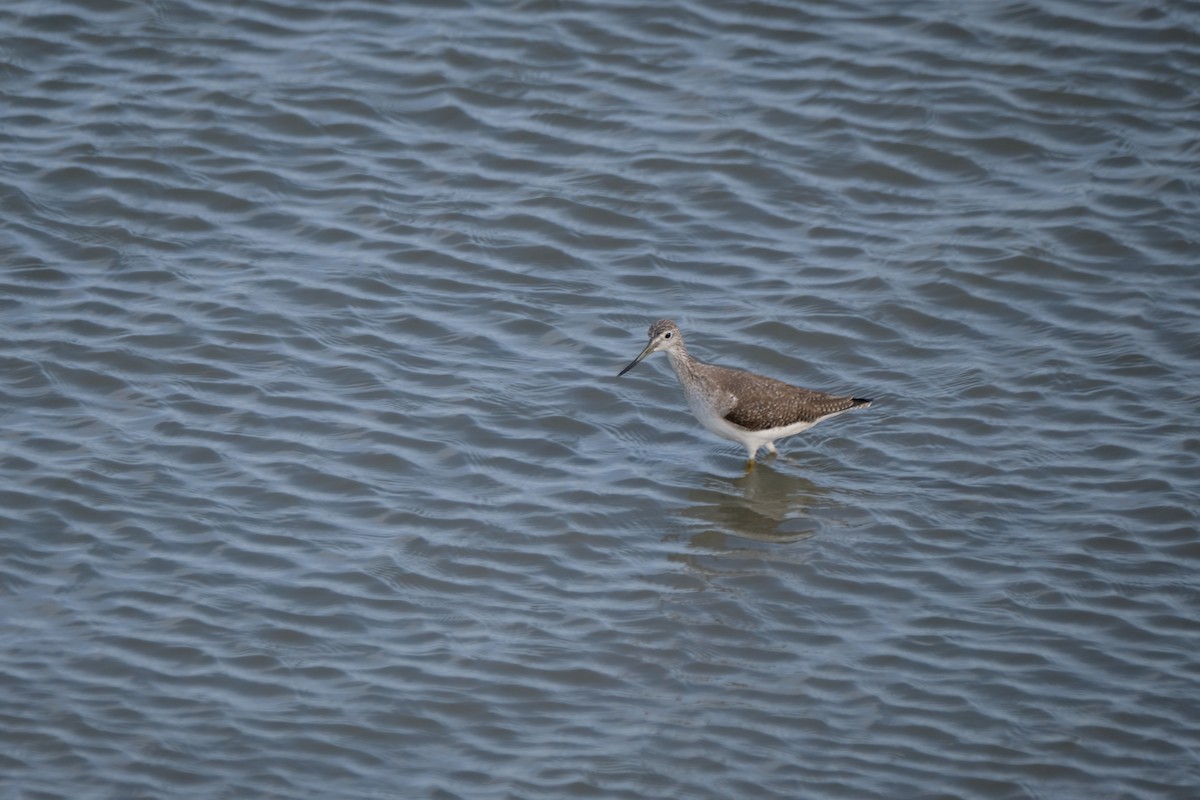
[{"x1": 618, "y1": 319, "x2": 871, "y2": 466}]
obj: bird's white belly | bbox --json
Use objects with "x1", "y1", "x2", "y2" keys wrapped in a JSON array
[{"x1": 685, "y1": 393, "x2": 821, "y2": 455}]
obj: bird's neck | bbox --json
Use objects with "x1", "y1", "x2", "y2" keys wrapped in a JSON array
[{"x1": 665, "y1": 346, "x2": 701, "y2": 381}]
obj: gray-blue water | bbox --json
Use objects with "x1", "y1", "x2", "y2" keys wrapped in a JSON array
[{"x1": 2, "y1": 1, "x2": 1199, "y2": 798}]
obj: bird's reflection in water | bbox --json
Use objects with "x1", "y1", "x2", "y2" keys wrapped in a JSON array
[{"x1": 675, "y1": 456, "x2": 840, "y2": 551}]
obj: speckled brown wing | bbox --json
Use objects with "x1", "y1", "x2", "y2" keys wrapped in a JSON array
[{"x1": 710, "y1": 366, "x2": 869, "y2": 432}]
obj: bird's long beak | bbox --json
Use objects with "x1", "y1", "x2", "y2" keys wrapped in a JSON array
[{"x1": 618, "y1": 341, "x2": 656, "y2": 376}]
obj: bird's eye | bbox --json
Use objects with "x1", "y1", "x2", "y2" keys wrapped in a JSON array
[{"x1": 663, "y1": 332, "x2": 672, "y2": 339}]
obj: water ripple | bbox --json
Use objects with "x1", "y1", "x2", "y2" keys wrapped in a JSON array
[{"x1": 2, "y1": 0, "x2": 1199, "y2": 798}]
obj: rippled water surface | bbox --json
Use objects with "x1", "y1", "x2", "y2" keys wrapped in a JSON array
[{"x1": 3, "y1": 0, "x2": 1199, "y2": 797}]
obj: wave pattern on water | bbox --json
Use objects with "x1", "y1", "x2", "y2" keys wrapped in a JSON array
[{"x1": 2, "y1": 0, "x2": 1199, "y2": 798}]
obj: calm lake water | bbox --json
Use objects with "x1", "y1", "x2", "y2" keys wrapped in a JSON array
[{"x1": 2, "y1": 0, "x2": 1199, "y2": 798}]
